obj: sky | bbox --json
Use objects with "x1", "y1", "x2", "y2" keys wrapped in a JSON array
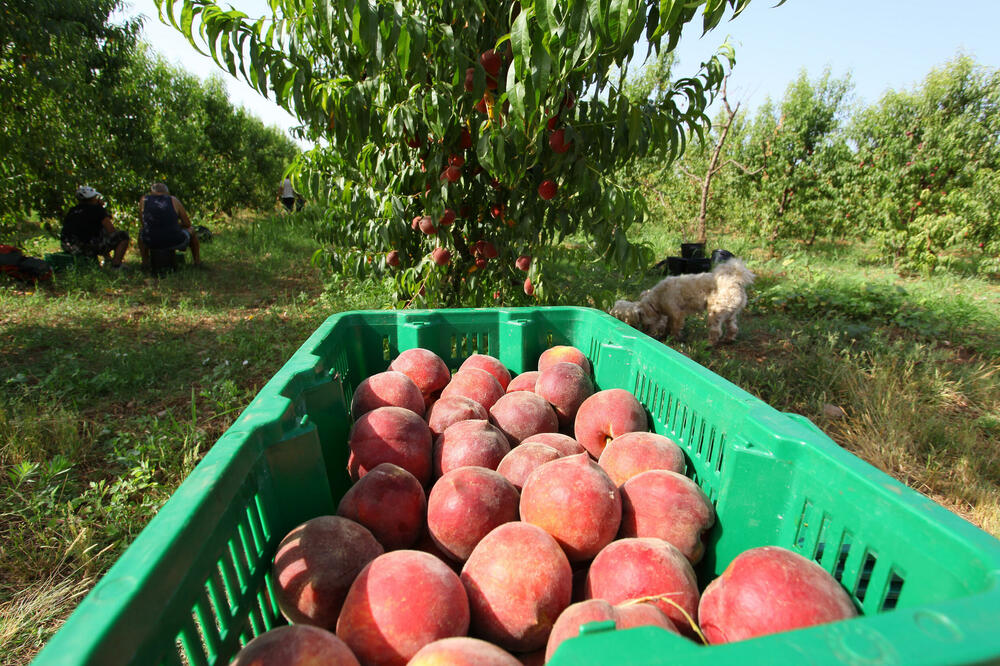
[{"x1": 129, "y1": 0, "x2": 1000, "y2": 142}]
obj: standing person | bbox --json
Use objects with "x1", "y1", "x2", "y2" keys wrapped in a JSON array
[
  {"x1": 138, "y1": 182, "x2": 202, "y2": 267},
  {"x1": 278, "y1": 177, "x2": 301, "y2": 212},
  {"x1": 60, "y1": 186, "x2": 130, "y2": 269}
]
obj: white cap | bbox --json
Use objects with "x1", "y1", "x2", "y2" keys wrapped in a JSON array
[{"x1": 76, "y1": 186, "x2": 102, "y2": 200}]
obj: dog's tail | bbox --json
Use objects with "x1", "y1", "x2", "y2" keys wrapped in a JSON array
[{"x1": 713, "y1": 257, "x2": 755, "y2": 285}]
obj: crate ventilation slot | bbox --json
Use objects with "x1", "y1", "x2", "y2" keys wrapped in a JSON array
[
  {"x1": 382, "y1": 336, "x2": 391, "y2": 362},
  {"x1": 882, "y1": 572, "x2": 904, "y2": 611}
]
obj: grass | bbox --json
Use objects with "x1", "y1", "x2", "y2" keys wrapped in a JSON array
[
  {"x1": 0, "y1": 207, "x2": 395, "y2": 663},
  {"x1": 1, "y1": 210, "x2": 998, "y2": 663}
]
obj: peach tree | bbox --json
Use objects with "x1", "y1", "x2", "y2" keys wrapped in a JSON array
[{"x1": 159, "y1": 0, "x2": 772, "y2": 305}]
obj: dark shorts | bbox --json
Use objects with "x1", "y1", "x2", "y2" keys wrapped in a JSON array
[
  {"x1": 158, "y1": 229, "x2": 192, "y2": 251},
  {"x1": 281, "y1": 196, "x2": 295, "y2": 211},
  {"x1": 62, "y1": 230, "x2": 129, "y2": 257}
]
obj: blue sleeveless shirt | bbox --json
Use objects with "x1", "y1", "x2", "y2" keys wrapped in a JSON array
[{"x1": 141, "y1": 194, "x2": 186, "y2": 248}]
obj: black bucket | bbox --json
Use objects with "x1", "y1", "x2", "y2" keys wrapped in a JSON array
[
  {"x1": 680, "y1": 242, "x2": 706, "y2": 259},
  {"x1": 684, "y1": 258, "x2": 712, "y2": 274},
  {"x1": 665, "y1": 257, "x2": 711, "y2": 275}
]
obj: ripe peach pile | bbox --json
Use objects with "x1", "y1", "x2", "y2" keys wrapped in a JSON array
[{"x1": 231, "y1": 347, "x2": 858, "y2": 665}]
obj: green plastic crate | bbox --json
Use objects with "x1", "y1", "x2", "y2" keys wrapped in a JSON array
[{"x1": 33, "y1": 307, "x2": 1000, "y2": 665}]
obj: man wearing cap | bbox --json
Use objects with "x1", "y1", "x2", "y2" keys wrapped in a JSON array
[
  {"x1": 138, "y1": 182, "x2": 202, "y2": 267},
  {"x1": 60, "y1": 186, "x2": 130, "y2": 269}
]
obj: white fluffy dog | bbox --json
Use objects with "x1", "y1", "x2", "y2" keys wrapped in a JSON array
[{"x1": 610, "y1": 258, "x2": 755, "y2": 345}]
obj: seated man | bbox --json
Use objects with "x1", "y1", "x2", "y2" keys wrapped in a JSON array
[
  {"x1": 60, "y1": 186, "x2": 130, "y2": 269},
  {"x1": 138, "y1": 182, "x2": 202, "y2": 267}
]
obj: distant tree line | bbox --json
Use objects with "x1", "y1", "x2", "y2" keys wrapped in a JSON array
[
  {"x1": 629, "y1": 54, "x2": 1000, "y2": 276},
  {"x1": 0, "y1": 0, "x2": 299, "y2": 232}
]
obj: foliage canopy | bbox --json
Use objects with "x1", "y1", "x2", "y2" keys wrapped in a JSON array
[{"x1": 159, "y1": 0, "x2": 777, "y2": 304}]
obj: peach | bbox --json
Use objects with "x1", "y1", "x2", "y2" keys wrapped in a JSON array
[
  {"x1": 337, "y1": 550, "x2": 470, "y2": 666},
  {"x1": 460, "y1": 353, "x2": 511, "y2": 390},
  {"x1": 698, "y1": 546, "x2": 858, "y2": 644},
  {"x1": 273, "y1": 516, "x2": 383, "y2": 629},
  {"x1": 534, "y1": 362, "x2": 594, "y2": 429},
  {"x1": 336, "y1": 463, "x2": 426, "y2": 550},
  {"x1": 461, "y1": 522, "x2": 573, "y2": 652},
  {"x1": 351, "y1": 370, "x2": 425, "y2": 420},
  {"x1": 616, "y1": 601, "x2": 679, "y2": 633},
  {"x1": 427, "y1": 467, "x2": 520, "y2": 561},
  {"x1": 519, "y1": 453, "x2": 621, "y2": 562},
  {"x1": 348, "y1": 406, "x2": 433, "y2": 486},
  {"x1": 389, "y1": 348, "x2": 451, "y2": 408},
  {"x1": 426, "y1": 395, "x2": 489, "y2": 438},
  {"x1": 489, "y1": 391, "x2": 559, "y2": 446},
  {"x1": 433, "y1": 419, "x2": 511, "y2": 477},
  {"x1": 520, "y1": 433, "x2": 586, "y2": 457},
  {"x1": 506, "y1": 371, "x2": 540, "y2": 393},
  {"x1": 598, "y1": 431, "x2": 685, "y2": 486},
  {"x1": 618, "y1": 470, "x2": 715, "y2": 564},
  {"x1": 441, "y1": 367, "x2": 505, "y2": 411},
  {"x1": 544, "y1": 599, "x2": 677, "y2": 662},
  {"x1": 496, "y1": 443, "x2": 561, "y2": 491},
  {"x1": 231, "y1": 625, "x2": 360, "y2": 666},
  {"x1": 409, "y1": 637, "x2": 521, "y2": 665},
  {"x1": 573, "y1": 389, "x2": 648, "y2": 459},
  {"x1": 537, "y1": 345, "x2": 591, "y2": 374},
  {"x1": 585, "y1": 538, "x2": 699, "y2": 637}
]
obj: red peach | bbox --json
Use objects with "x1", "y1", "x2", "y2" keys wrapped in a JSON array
[
  {"x1": 419, "y1": 215, "x2": 437, "y2": 235},
  {"x1": 489, "y1": 391, "x2": 559, "y2": 446},
  {"x1": 537, "y1": 346, "x2": 592, "y2": 374},
  {"x1": 496, "y1": 443, "x2": 561, "y2": 491},
  {"x1": 516, "y1": 255, "x2": 532, "y2": 271},
  {"x1": 459, "y1": 353, "x2": 511, "y2": 390},
  {"x1": 598, "y1": 431, "x2": 685, "y2": 486},
  {"x1": 520, "y1": 433, "x2": 586, "y2": 457},
  {"x1": 337, "y1": 550, "x2": 470, "y2": 665},
  {"x1": 348, "y1": 406, "x2": 433, "y2": 485},
  {"x1": 350, "y1": 370, "x2": 425, "y2": 420},
  {"x1": 440, "y1": 208, "x2": 457, "y2": 226},
  {"x1": 538, "y1": 180, "x2": 557, "y2": 200},
  {"x1": 698, "y1": 546, "x2": 858, "y2": 644},
  {"x1": 544, "y1": 599, "x2": 677, "y2": 663},
  {"x1": 441, "y1": 367, "x2": 505, "y2": 411},
  {"x1": 231, "y1": 625, "x2": 360, "y2": 666},
  {"x1": 461, "y1": 522, "x2": 573, "y2": 652},
  {"x1": 548, "y1": 129, "x2": 571, "y2": 154},
  {"x1": 434, "y1": 419, "x2": 511, "y2": 477},
  {"x1": 535, "y1": 362, "x2": 594, "y2": 429},
  {"x1": 618, "y1": 470, "x2": 714, "y2": 564},
  {"x1": 574, "y1": 389, "x2": 648, "y2": 459},
  {"x1": 426, "y1": 395, "x2": 489, "y2": 437},
  {"x1": 520, "y1": 453, "x2": 621, "y2": 562},
  {"x1": 432, "y1": 247, "x2": 451, "y2": 266},
  {"x1": 480, "y1": 50, "x2": 501, "y2": 77},
  {"x1": 585, "y1": 537, "x2": 699, "y2": 637},
  {"x1": 387, "y1": 250, "x2": 400, "y2": 267},
  {"x1": 389, "y1": 348, "x2": 450, "y2": 409},
  {"x1": 506, "y1": 371, "x2": 540, "y2": 393},
  {"x1": 615, "y1": 601, "x2": 679, "y2": 633},
  {"x1": 273, "y1": 516, "x2": 383, "y2": 630},
  {"x1": 336, "y1": 463, "x2": 426, "y2": 550},
  {"x1": 409, "y1": 637, "x2": 520, "y2": 665},
  {"x1": 524, "y1": 278, "x2": 534, "y2": 296},
  {"x1": 427, "y1": 466, "x2": 520, "y2": 561}
]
